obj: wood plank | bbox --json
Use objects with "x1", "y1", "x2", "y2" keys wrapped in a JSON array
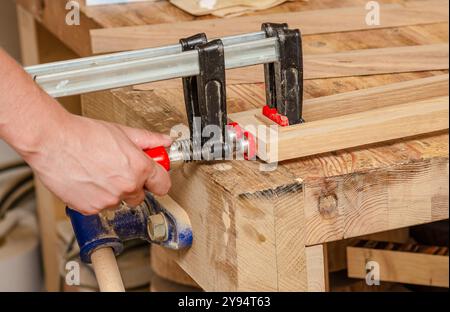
[
  {"x1": 347, "y1": 240, "x2": 449, "y2": 287},
  {"x1": 271, "y1": 97, "x2": 448, "y2": 162},
  {"x1": 302, "y1": 74, "x2": 449, "y2": 121},
  {"x1": 230, "y1": 75, "x2": 449, "y2": 162},
  {"x1": 90, "y1": 0, "x2": 449, "y2": 53},
  {"x1": 136, "y1": 44, "x2": 449, "y2": 90}
]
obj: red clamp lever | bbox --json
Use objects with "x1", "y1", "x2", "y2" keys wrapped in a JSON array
[{"x1": 144, "y1": 146, "x2": 171, "y2": 172}]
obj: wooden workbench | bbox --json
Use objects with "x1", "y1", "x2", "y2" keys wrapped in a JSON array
[{"x1": 16, "y1": 0, "x2": 449, "y2": 291}]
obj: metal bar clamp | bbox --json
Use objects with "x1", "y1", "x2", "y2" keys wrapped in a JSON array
[
  {"x1": 262, "y1": 23, "x2": 304, "y2": 126},
  {"x1": 180, "y1": 35, "x2": 229, "y2": 160}
]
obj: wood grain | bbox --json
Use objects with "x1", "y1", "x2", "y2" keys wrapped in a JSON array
[
  {"x1": 135, "y1": 44, "x2": 449, "y2": 91},
  {"x1": 90, "y1": 0, "x2": 449, "y2": 53}
]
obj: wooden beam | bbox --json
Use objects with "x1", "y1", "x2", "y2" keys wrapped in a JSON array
[
  {"x1": 135, "y1": 44, "x2": 449, "y2": 91},
  {"x1": 230, "y1": 76, "x2": 449, "y2": 162},
  {"x1": 347, "y1": 240, "x2": 449, "y2": 287},
  {"x1": 90, "y1": 0, "x2": 449, "y2": 53},
  {"x1": 304, "y1": 44, "x2": 448, "y2": 80}
]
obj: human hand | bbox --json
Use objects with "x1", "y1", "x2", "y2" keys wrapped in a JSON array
[{"x1": 24, "y1": 113, "x2": 172, "y2": 215}]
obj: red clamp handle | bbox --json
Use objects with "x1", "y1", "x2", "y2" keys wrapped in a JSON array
[{"x1": 144, "y1": 146, "x2": 170, "y2": 171}]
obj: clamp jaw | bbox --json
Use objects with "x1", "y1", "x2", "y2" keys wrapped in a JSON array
[
  {"x1": 180, "y1": 33, "x2": 255, "y2": 161},
  {"x1": 262, "y1": 23, "x2": 304, "y2": 126},
  {"x1": 66, "y1": 193, "x2": 192, "y2": 264}
]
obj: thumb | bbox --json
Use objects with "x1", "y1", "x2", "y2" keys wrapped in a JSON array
[{"x1": 118, "y1": 125, "x2": 172, "y2": 149}]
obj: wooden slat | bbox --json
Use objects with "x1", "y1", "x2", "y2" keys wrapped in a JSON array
[
  {"x1": 230, "y1": 76, "x2": 449, "y2": 162},
  {"x1": 135, "y1": 44, "x2": 449, "y2": 91},
  {"x1": 270, "y1": 96, "x2": 448, "y2": 162},
  {"x1": 347, "y1": 240, "x2": 449, "y2": 287},
  {"x1": 302, "y1": 74, "x2": 449, "y2": 121},
  {"x1": 90, "y1": 0, "x2": 449, "y2": 53}
]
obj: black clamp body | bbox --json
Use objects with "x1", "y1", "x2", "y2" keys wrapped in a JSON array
[
  {"x1": 180, "y1": 34, "x2": 227, "y2": 159},
  {"x1": 262, "y1": 23, "x2": 304, "y2": 125}
]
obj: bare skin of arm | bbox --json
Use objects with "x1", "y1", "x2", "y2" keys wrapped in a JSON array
[{"x1": 0, "y1": 49, "x2": 171, "y2": 215}]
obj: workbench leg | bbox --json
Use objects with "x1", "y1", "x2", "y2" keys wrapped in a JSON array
[{"x1": 306, "y1": 244, "x2": 329, "y2": 291}]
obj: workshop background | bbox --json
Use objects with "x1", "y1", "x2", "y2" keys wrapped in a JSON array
[{"x1": 0, "y1": 0, "x2": 448, "y2": 292}]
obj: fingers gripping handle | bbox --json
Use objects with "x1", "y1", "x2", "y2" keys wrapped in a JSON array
[{"x1": 144, "y1": 146, "x2": 171, "y2": 171}]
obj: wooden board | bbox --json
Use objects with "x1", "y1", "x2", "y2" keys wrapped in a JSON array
[
  {"x1": 347, "y1": 240, "x2": 449, "y2": 287},
  {"x1": 230, "y1": 76, "x2": 449, "y2": 162},
  {"x1": 90, "y1": 0, "x2": 449, "y2": 53},
  {"x1": 135, "y1": 44, "x2": 449, "y2": 90}
]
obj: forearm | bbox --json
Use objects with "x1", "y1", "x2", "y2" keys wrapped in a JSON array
[
  {"x1": 0, "y1": 49, "x2": 171, "y2": 214},
  {"x1": 0, "y1": 48, "x2": 68, "y2": 158}
]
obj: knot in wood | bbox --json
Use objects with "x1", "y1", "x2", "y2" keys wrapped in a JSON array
[{"x1": 318, "y1": 194, "x2": 338, "y2": 218}]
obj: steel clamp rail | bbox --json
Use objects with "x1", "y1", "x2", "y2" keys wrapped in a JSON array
[{"x1": 26, "y1": 31, "x2": 278, "y2": 98}]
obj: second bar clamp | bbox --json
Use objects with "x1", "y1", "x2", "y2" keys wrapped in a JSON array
[{"x1": 178, "y1": 23, "x2": 304, "y2": 161}]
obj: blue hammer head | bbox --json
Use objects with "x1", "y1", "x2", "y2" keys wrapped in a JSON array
[{"x1": 66, "y1": 193, "x2": 193, "y2": 263}]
